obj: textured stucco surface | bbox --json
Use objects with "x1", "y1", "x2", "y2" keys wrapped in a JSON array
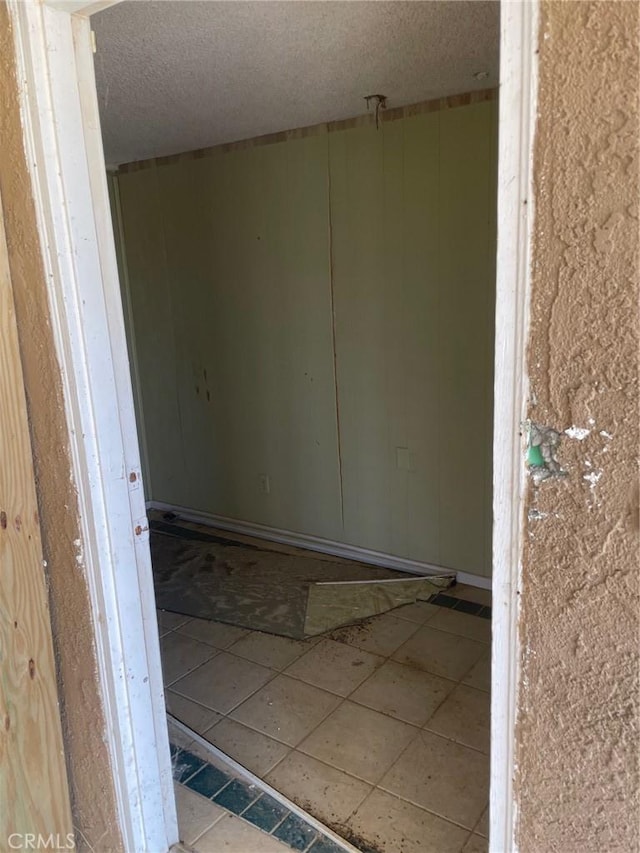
[
  {"x1": 518, "y1": 2, "x2": 639, "y2": 851},
  {"x1": 0, "y1": 6, "x2": 123, "y2": 851}
]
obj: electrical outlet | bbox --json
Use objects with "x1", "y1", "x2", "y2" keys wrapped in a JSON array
[{"x1": 258, "y1": 474, "x2": 271, "y2": 494}]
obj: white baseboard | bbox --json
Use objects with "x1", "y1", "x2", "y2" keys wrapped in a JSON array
[{"x1": 147, "y1": 500, "x2": 492, "y2": 591}]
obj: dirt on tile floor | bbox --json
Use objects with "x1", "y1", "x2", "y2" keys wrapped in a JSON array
[{"x1": 296, "y1": 798, "x2": 385, "y2": 853}]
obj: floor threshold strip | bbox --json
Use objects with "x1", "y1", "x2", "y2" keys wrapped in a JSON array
[{"x1": 169, "y1": 713, "x2": 361, "y2": 853}]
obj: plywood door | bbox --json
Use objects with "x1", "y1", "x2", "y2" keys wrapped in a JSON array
[{"x1": 0, "y1": 191, "x2": 74, "y2": 842}]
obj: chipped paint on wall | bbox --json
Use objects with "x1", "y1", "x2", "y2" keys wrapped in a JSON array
[
  {"x1": 524, "y1": 420, "x2": 565, "y2": 483},
  {"x1": 564, "y1": 425, "x2": 590, "y2": 441}
]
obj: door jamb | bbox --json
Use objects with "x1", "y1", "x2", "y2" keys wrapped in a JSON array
[
  {"x1": 490, "y1": 2, "x2": 539, "y2": 850},
  {"x1": 7, "y1": 1, "x2": 177, "y2": 850}
]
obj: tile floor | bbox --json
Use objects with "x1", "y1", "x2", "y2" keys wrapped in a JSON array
[
  {"x1": 160, "y1": 583, "x2": 491, "y2": 853},
  {"x1": 169, "y1": 718, "x2": 340, "y2": 853},
  {"x1": 174, "y1": 780, "x2": 292, "y2": 852}
]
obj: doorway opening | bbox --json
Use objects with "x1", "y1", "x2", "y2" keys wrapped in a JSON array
[
  {"x1": 97, "y1": 3, "x2": 496, "y2": 850},
  {"x1": 8, "y1": 0, "x2": 537, "y2": 850}
]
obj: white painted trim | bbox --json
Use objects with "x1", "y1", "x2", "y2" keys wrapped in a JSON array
[
  {"x1": 108, "y1": 172, "x2": 153, "y2": 490},
  {"x1": 148, "y1": 500, "x2": 491, "y2": 590},
  {"x1": 169, "y1": 715, "x2": 362, "y2": 853},
  {"x1": 8, "y1": 2, "x2": 177, "y2": 850},
  {"x1": 490, "y1": 1, "x2": 539, "y2": 851}
]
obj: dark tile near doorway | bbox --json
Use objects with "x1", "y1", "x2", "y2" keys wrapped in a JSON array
[
  {"x1": 450, "y1": 598, "x2": 483, "y2": 616},
  {"x1": 186, "y1": 762, "x2": 231, "y2": 799},
  {"x1": 243, "y1": 793, "x2": 290, "y2": 833},
  {"x1": 307, "y1": 837, "x2": 349, "y2": 853},
  {"x1": 273, "y1": 813, "x2": 318, "y2": 850},
  {"x1": 428, "y1": 593, "x2": 459, "y2": 610},
  {"x1": 429, "y1": 592, "x2": 491, "y2": 619},
  {"x1": 171, "y1": 749, "x2": 205, "y2": 783},
  {"x1": 214, "y1": 777, "x2": 259, "y2": 814}
]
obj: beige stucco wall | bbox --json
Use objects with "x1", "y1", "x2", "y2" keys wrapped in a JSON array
[
  {"x1": 0, "y1": 5, "x2": 123, "y2": 851},
  {"x1": 517, "y1": 2, "x2": 639, "y2": 851}
]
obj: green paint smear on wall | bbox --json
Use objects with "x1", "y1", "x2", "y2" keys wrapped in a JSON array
[
  {"x1": 527, "y1": 445, "x2": 545, "y2": 467},
  {"x1": 112, "y1": 100, "x2": 497, "y2": 578}
]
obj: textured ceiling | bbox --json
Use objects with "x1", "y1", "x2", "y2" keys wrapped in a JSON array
[{"x1": 93, "y1": 1, "x2": 499, "y2": 166}]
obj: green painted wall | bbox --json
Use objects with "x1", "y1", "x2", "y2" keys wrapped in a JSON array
[
  {"x1": 330, "y1": 102, "x2": 496, "y2": 574},
  {"x1": 114, "y1": 100, "x2": 497, "y2": 577}
]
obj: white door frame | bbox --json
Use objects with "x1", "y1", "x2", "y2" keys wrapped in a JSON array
[
  {"x1": 490, "y1": 2, "x2": 539, "y2": 850},
  {"x1": 8, "y1": 1, "x2": 177, "y2": 850},
  {"x1": 8, "y1": 0, "x2": 538, "y2": 849}
]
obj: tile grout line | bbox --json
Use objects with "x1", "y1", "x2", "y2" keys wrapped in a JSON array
[
  {"x1": 469, "y1": 802, "x2": 489, "y2": 838},
  {"x1": 170, "y1": 714, "x2": 362, "y2": 853},
  {"x1": 270, "y1": 618, "x2": 435, "y2": 775},
  {"x1": 421, "y1": 623, "x2": 491, "y2": 645},
  {"x1": 164, "y1": 654, "x2": 220, "y2": 690},
  {"x1": 198, "y1": 599, "x2": 487, "y2": 774},
  {"x1": 189, "y1": 804, "x2": 227, "y2": 846},
  {"x1": 163, "y1": 594, "x2": 490, "y2": 849},
  {"x1": 231, "y1": 670, "x2": 342, "y2": 749},
  {"x1": 242, "y1": 795, "x2": 289, "y2": 835},
  {"x1": 270, "y1": 598, "x2": 489, "y2": 832},
  {"x1": 182, "y1": 736, "x2": 483, "y2": 853},
  {"x1": 172, "y1": 626, "x2": 324, "y2": 708},
  {"x1": 177, "y1": 748, "x2": 296, "y2": 846},
  {"x1": 277, "y1": 612, "x2": 433, "y2": 790},
  {"x1": 357, "y1": 710, "x2": 490, "y2": 794},
  {"x1": 374, "y1": 780, "x2": 487, "y2": 835},
  {"x1": 171, "y1": 645, "x2": 299, "y2": 719},
  {"x1": 338, "y1": 779, "x2": 482, "y2": 848},
  {"x1": 166, "y1": 609, "x2": 487, "y2": 750}
]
